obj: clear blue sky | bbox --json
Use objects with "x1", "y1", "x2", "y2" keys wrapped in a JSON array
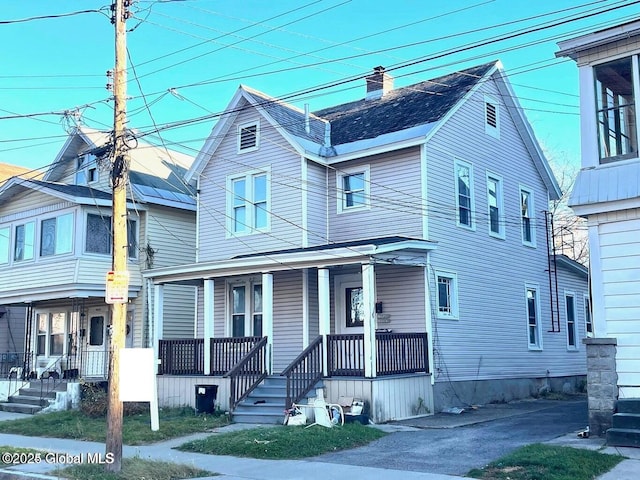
[{"x1": 1, "y1": 0, "x2": 639, "y2": 176}]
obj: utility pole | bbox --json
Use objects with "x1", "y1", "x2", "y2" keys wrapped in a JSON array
[{"x1": 106, "y1": 0, "x2": 129, "y2": 472}]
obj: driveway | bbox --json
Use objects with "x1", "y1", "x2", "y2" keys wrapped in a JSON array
[{"x1": 311, "y1": 398, "x2": 588, "y2": 476}]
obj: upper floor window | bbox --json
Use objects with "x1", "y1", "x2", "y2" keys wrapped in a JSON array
[
  {"x1": 85, "y1": 213, "x2": 138, "y2": 258},
  {"x1": 520, "y1": 187, "x2": 536, "y2": 247},
  {"x1": 0, "y1": 226, "x2": 9, "y2": 264},
  {"x1": 484, "y1": 96, "x2": 500, "y2": 138},
  {"x1": 40, "y1": 213, "x2": 73, "y2": 257},
  {"x1": 76, "y1": 154, "x2": 99, "y2": 185},
  {"x1": 455, "y1": 160, "x2": 474, "y2": 229},
  {"x1": 436, "y1": 271, "x2": 459, "y2": 320},
  {"x1": 337, "y1": 166, "x2": 370, "y2": 213},
  {"x1": 526, "y1": 285, "x2": 542, "y2": 350},
  {"x1": 14, "y1": 222, "x2": 35, "y2": 262},
  {"x1": 237, "y1": 122, "x2": 259, "y2": 153},
  {"x1": 487, "y1": 173, "x2": 504, "y2": 238},
  {"x1": 229, "y1": 170, "x2": 269, "y2": 235},
  {"x1": 594, "y1": 57, "x2": 637, "y2": 163}
]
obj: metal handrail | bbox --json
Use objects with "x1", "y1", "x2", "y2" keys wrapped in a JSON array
[{"x1": 281, "y1": 336, "x2": 323, "y2": 409}]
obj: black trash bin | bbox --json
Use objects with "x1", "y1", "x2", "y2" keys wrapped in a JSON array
[{"x1": 194, "y1": 384, "x2": 218, "y2": 414}]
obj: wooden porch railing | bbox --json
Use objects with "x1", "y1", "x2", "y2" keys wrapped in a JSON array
[
  {"x1": 210, "y1": 336, "x2": 262, "y2": 375},
  {"x1": 327, "y1": 332, "x2": 429, "y2": 377},
  {"x1": 376, "y1": 332, "x2": 429, "y2": 375},
  {"x1": 158, "y1": 339, "x2": 204, "y2": 375},
  {"x1": 225, "y1": 336, "x2": 268, "y2": 410},
  {"x1": 281, "y1": 336, "x2": 323, "y2": 409}
]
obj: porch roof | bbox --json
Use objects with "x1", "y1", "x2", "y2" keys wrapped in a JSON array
[{"x1": 143, "y1": 236, "x2": 437, "y2": 285}]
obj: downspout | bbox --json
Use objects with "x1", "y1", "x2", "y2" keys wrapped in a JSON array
[{"x1": 195, "y1": 176, "x2": 201, "y2": 263}]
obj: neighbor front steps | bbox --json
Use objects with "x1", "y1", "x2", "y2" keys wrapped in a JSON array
[
  {"x1": 0, "y1": 381, "x2": 67, "y2": 415},
  {"x1": 607, "y1": 398, "x2": 640, "y2": 448}
]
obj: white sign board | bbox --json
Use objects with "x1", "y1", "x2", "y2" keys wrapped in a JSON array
[
  {"x1": 105, "y1": 270, "x2": 129, "y2": 304},
  {"x1": 119, "y1": 348, "x2": 159, "y2": 431}
]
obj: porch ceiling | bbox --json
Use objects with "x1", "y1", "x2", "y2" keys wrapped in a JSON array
[{"x1": 144, "y1": 236, "x2": 437, "y2": 285}]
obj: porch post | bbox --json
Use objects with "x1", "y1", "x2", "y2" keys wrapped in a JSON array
[
  {"x1": 262, "y1": 272, "x2": 274, "y2": 374},
  {"x1": 203, "y1": 279, "x2": 214, "y2": 375},
  {"x1": 152, "y1": 283, "x2": 164, "y2": 375},
  {"x1": 362, "y1": 262, "x2": 377, "y2": 378},
  {"x1": 318, "y1": 268, "x2": 330, "y2": 376}
]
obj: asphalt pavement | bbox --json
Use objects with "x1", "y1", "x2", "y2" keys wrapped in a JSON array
[{"x1": 0, "y1": 396, "x2": 638, "y2": 480}]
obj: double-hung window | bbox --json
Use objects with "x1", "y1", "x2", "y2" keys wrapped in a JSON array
[
  {"x1": 76, "y1": 154, "x2": 99, "y2": 185},
  {"x1": 14, "y1": 222, "x2": 35, "y2": 262},
  {"x1": 40, "y1": 213, "x2": 73, "y2": 257},
  {"x1": 436, "y1": 271, "x2": 459, "y2": 319},
  {"x1": 520, "y1": 187, "x2": 535, "y2": 247},
  {"x1": 230, "y1": 283, "x2": 263, "y2": 337},
  {"x1": 566, "y1": 292, "x2": 578, "y2": 350},
  {"x1": 486, "y1": 173, "x2": 504, "y2": 238},
  {"x1": 455, "y1": 160, "x2": 474, "y2": 229},
  {"x1": 337, "y1": 166, "x2": 370, "y2": 213},
  {"x1": 526, "y1": 285, "x2": 542, "y2": 350},
  {"x1": 86, "y1": 213, "x2": 138, "y2": 258},
  {"x1": 36, "y1": 312, "x2": 66, "y2": 356},
  {"x1": 594, "y1": 57, "x2": 637, "y2": 163},
  {"x1": 230, "y1": 170, "x2": 269, "y2": 235}
]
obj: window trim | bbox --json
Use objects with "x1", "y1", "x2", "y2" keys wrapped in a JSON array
[
  {"x1": 584, "y1": 294, "x2": 593, "y2": 338},
  {"x1": 84, "y1": 211, "x2": 139, "y2": 259},
  {"x1": 484, "y1": 95, "x2": 500, "y2": 139},
  {"x1": 0, "y1": 225, "x2": 9, "y2": 265},
  {"x1": 565, "y1": 291, "x2": 579, "y2": 350},
  {"x1": 486, "y1": 172, "x2": 505, "y2": 239},
  {"x1": 226, "y1": 168, "x2": 271, "y2": 237},
  {"x1": 525, "y1": 283, "x2": 543, "y2": 351},
  {"x1": 435, "y1": 270, "x2": 459, "y2": 320},
  {"x1": 454, "y1": 159, "x2": 475, "y2": 230},
  {"x1": 39, "y1": 212, "x2": 74, "y2": 258},
  {"x1": 336, "y1": 165, "x2": 371, "y2": 214},
  {"x1": 237, "y1": 121, "x2": 260, "y2": 153},
  {"x1": 13, "y1": 221, "x2": 35, "y2": 263},
  {"x1": 519, "y1": 185, "x2": 536, "y2": 247},
  {"x1": 227, "y1": 280, "x2": 263, "y2": 337}
]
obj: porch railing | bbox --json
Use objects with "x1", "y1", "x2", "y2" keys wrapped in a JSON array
[
  {"x1": 158, "y1": 339, "x2": 204, "y2": 375},
  {"x1": 327, "y1": 332, "x2": 429, "y2": 377},
  {"x1": 225, "y1": 336, "x2": 268, "y2": 410},
  {"x1": 210, "y1": 336, "x2": 262, "y2": 375},
  {"x1": 0, "y1": 352, "x2": 26, "y2": 378},
  {"x1": 281, "y1": 336, "x2": 323, "y2": 409}
]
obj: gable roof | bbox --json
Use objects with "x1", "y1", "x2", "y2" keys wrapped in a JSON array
[
  {"x1": 0, "y1": 163, "x2": 32, "y2": 185},
  {"x1": 0, "y1": 177, "x2": 116, "y2": 209},
  {"x1": 188, "y1": 61, "x2": 561, "y2": 199}
]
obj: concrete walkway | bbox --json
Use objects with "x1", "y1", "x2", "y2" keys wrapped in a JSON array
[{"x1": 0, "y1": 400, "x2": 637, "y2": 480}]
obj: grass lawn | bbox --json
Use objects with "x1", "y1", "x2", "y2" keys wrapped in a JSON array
[
  {"x1": 177, "y1": 423, "x2": 387, "y2": 459},
  {"x1": 0, "y1": 408, "x2": 229, "y2": 445},
  {"x1": 0, "y1": 446, "x2": 48, "y2": 464},
  {"x1": 56, "y1": 458, "x2": 215, "y2": 480},
  {"x1": 467, "y1": 443, "x2": 624, "y2": 480}
]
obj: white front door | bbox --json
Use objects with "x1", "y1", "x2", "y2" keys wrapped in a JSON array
[
  {"x1": 333, "y1": 274, "x2": 365, "y2": 373},
  {"x1": 84, "y1": 307, "x2": 109, "y2": 378}
]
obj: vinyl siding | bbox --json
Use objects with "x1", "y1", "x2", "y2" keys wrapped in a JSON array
[
  {"x1": 597, "y1": 214, "x2": 640, "y2": 389},
  {"x1": 197, "y1": 106, "x2": 304, "y2": 261},
  {"x1": 305, "y1": 161, "x2": 329, "y2": 247},
  {"x1": 573, "y1": 35, "x2": 640, "y2": 66},
  {"x1": 0, "y1": 192, "x2": 69, "y2": 219},
  {"x1": 272, "y1": 270, "x2": 304, "y2": 371},
  {"x1": 0, "y1": 307, "x2": 26, "y2": 352},
  {"x1": 374, "y1": 265, "x2": 425, "y2": 332},
  {"x1": 306, "y1": 268, "x2": 319, "y2": 340},
  {"x1": 327, "y1": 147, "x2": 424, "y2": 242},
  {"x1": 425, "y1": 74, "x2": 586, "y2": 382}
]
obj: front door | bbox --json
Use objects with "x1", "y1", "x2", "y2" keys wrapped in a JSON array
[
  {"x1": 333, "y1": 274, "x2": 365, "y2": 373},
  {"x1": 83, "y1": 307, "x2": 109, "y2": 378}
]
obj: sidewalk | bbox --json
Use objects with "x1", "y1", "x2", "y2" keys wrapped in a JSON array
[{"x1": 0, "y1": 403, "x2": 638, "y2": 480}]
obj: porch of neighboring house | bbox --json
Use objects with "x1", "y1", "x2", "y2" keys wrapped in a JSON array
[{"x1": 148, "y1": 237, "x2": 437, "y2": 423}]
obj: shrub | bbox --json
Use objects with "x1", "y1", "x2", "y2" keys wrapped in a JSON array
[{"x1": 79, "y1": 382, "x2": 150, "y2": 417}]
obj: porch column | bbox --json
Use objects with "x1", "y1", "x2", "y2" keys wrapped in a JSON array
[
  {"x1": 362, "y1": 262, "x2": 377, "y2": 378},
  {"x1": 203, "y1": 279, "x2": 214, "y2": 375},
  {"x1": 318, "y1": 268, "x2": 330, "y2": 376},
  {"x1": 262, "y1": 272, "x2": 274, "y2": 374},
  {"x1": 152, "y1": 283, "x2": 164, "y2": 375}
]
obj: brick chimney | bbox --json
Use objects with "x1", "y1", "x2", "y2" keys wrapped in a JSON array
[{"x1": 366, "y1": 66, "x2": 394, "y2": 101}]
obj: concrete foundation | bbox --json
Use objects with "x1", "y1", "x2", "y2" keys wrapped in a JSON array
[
  {"x1": 433, "y1": 375, "x2": 586, "y2": 413},
  {"x1": 584, "y1": 337, "x2": 618, "y2": 437}
]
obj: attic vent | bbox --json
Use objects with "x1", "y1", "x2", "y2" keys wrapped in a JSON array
[
  {"x1": 484, "y1": 96, "x2": 499, "y2": 138},
  {"x1": 238, "y1": 122, "x2": 259, "y2": 152},
  {"x1": 486, "y1": 102, "x2": 497, "y2": 128}
]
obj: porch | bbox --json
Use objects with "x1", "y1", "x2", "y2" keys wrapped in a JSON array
[{"x1": 157, "y1": 331, "x2": 432, "y2": 423}]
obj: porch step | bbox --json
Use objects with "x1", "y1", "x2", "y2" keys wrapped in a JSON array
[
  {"x1": 0, "y1": 402, "x2": 43, "y2": 415},
  {"x1": 232, "y1": 376, "x2": 323, "y2": 424},
  {"x1": 606, "y1": 398, "x2": 640, "y2": 448},
  {"x1": 8, "y1": 395, "x2": 49, "y2": 407}
]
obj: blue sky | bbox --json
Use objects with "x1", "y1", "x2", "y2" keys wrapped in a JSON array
[{"x1": 1, "y1": 0, "x2": 639, "y2": 175}]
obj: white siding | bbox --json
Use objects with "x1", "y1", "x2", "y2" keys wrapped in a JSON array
[
  {"x1": 305, "y1": 161, "x2": 329, "y2": 247},
  {"x1": 272, "y1": 270, "x2": 304, "y2": 371}
]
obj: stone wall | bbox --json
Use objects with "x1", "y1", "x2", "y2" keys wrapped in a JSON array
[{"x1": 584, "y1": 337, "x2": 618, "y2": 436}]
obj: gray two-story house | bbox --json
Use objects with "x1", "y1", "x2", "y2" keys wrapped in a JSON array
[{"x1": 147, "y1": 61, "x2": 590, "y2": 423}]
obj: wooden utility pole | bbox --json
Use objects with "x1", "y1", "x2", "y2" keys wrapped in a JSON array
[{"x1": 106, "y1": 0, "x2": 129, "y2": 472}]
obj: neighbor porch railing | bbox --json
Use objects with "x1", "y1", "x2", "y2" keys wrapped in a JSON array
[
  {"x1": 225, "y1": 336, "x2": 268, "y2": 410},
  {"x1": 327, "y1": 332, "x2": 429, "y2": 377},
  {"x1": 281, "y1": 335, "x2": 323, "y2": 408}
]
